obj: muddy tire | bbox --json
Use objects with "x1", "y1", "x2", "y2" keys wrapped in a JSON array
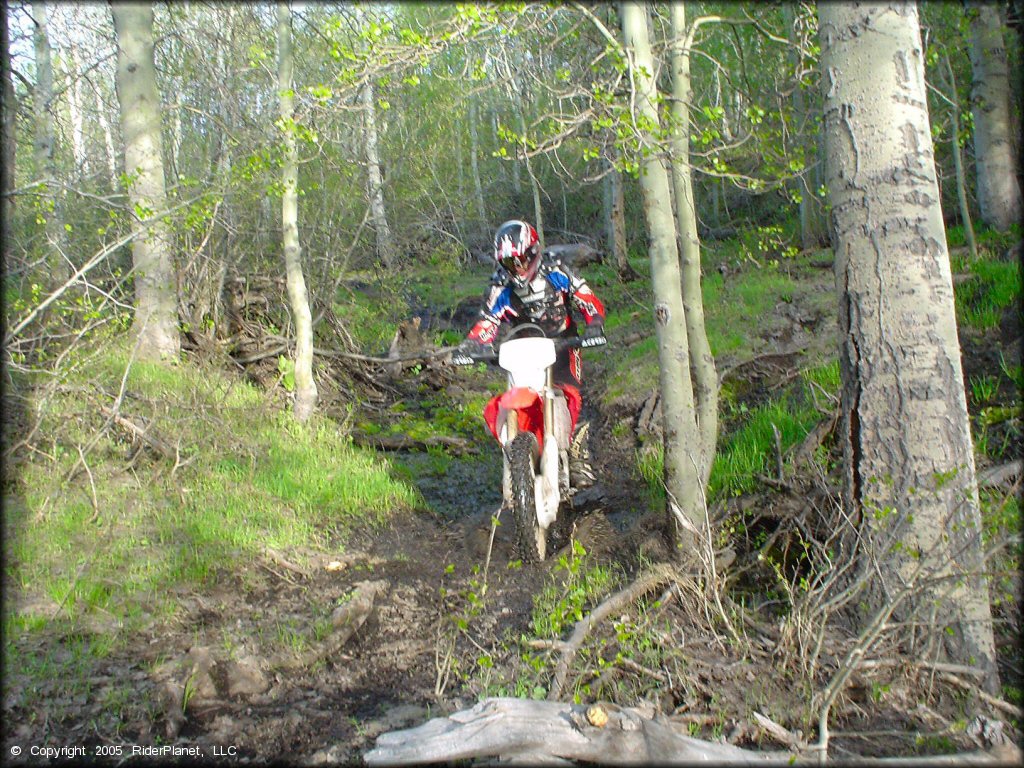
[{"x1": 507, "y1": 432, "x2": 545, "y2": 562}]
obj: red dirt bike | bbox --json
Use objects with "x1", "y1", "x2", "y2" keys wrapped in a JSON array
[{"x1": 451, "y1": 323, "x2": 607, "y2": 561}]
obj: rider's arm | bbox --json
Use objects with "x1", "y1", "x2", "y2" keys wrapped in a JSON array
[
  {"x1": 466, "y1": 282, "x2": 518, "y2": 345},
  {"x1": 549, "y1": 264, "x2": 606, "y2": 329}
]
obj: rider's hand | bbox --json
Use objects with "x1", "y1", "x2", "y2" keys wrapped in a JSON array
[
  {"x1": 580, "y1": 323, "x2": 606, "y2": 348},
  {"x1": 452, "y1": 338, "x2": 490, "y2": 364}
]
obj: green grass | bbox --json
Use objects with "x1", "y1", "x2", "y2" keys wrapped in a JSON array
[
  {"x1": 5, "y1": 338, "x2": 421, "y2": 636},
  {"x1": 634, "y1": 362, "x2": 838, "y2": 504},
  {"x1": 954, "y1": 256, "x2": 1021, "y2": 331}
]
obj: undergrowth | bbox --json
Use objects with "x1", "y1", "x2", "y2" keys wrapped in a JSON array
[{"x1": 4, "y1": 337, "x2": 421, "y2": 639}]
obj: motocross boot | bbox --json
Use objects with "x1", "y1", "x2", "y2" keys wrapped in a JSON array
[{"x1": 568, "y1": 422, "x2": 596, "y2": 490}]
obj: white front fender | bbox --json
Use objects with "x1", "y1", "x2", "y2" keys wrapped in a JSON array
[{"x1": 536, "y1": 436, "x2": 561, "y2": 530}]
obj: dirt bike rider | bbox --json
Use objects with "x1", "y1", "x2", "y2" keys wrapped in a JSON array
[{"x1": 457, "y1": 219, "x2": 606, "y2": 489}]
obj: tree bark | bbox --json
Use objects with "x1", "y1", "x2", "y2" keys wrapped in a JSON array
[
  {"x1": 603, "y1": 157, "x2": 633, "y2": 280},
  {"x1": 94, "y1": 81, "x2": 119, "y2": 189},
  {"x1": 32, "y1": 0, "x2": 68, "y2": 284},
  {"x1": 517, "y1": 106, "x2": 545, "y2": 251},
  {"x1": 941, "y1": 53, "x2": 978, "y2": 261},
  {"x1": 1, "y1": 2, "x2": 17, "y2": 225},
  {"x1": 65, "y1": 43, "x2": 87, "y2": 180},
  {"x1": 819, "y1": 2, "x2": 998, "y2": 695},
  {"x1": 966, "y1": 1, "x2": 1022, "y2": 231},
  {"x1": 621, "y1": 1, "x2": 703, "y2": 557},
  {"x1": 468, "y1": 95, "x2": 488, "y2": 240},
  {"x1": 669, "y1": 3, "x2": 717, "y2": 490},
  {"x1": 362, "y1": 79, "x2": 395, "y2": 269},
  {"x1": 783, "y1": 4, "x2": 827, "y2": 251},
  {"x1": 277, "y1": 2, "x2": 317, "y2": 422},
  {"x1": 112, "y1": 2, "x2": 180, "y2": 360}
]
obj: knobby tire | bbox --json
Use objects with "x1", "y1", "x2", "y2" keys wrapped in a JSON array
[{"x1": 507, "y1": 432, "x2": 545, "y2": 562}]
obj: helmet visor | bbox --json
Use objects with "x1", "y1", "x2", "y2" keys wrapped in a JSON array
[{"x1": 499, "y1": 252, "x2": 528, "y2": 274}]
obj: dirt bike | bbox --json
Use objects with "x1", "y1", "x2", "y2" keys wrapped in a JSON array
[{"x1": 451, "y1": 323, "x2": 607, "y2": 561}]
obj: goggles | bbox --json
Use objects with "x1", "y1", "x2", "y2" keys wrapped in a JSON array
[{"x1": 499, "y1": 252, "x2": 529, "y2": 274}]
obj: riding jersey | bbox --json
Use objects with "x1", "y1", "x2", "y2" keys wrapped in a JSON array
[{"x1": 467, "y1": 256, "x2": 605, "y2": 385}]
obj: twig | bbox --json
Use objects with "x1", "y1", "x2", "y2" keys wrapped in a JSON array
[
  {"x1": 771, "y1": 423, "x2": 784, "y2": 481},
  {"x1": 752, "y1": 711, "x2": 802, "y2": 749},
  {"x1": 78, "y1": 445, "x2": 100, "y2": 524},
  {"x1": 938, "y1": 671, "x2": 1023, "y2": 719},
  {"x1": 547, "y1": 563, "x2": 675, "y2": 701},
  {"x1": 264, "y1": 547, "x2": 306, "y2": 577},
  {"x1": 618, "y1": 656, "x2": 668, "y2": 683},
  {"x1": 481, "y1": 506, "x2": 503, "y2": 597},
  {"x1": 813, "y1": 579, "x2": 917, "y2": 764}
]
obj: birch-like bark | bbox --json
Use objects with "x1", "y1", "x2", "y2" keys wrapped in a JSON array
[
  {"x1": 113, "y1": 2, "x2": 179, "y2": 360},
  {"x1": 819, "y1": 2, "x2": 998, "y2": 695},
  {"x1": 94, "y1": 84, "x2": 119, "y2": 188},
  {"x1": 65, "y1": 44, "x2": 86, "y2": 179},
  {"x1": 966, "y1": 1, "x2": 1021, "y2": 231},
  {"x1": 277, "y1": 2, "x2": 317, "y2": 422},
  {"x1": 362, "y1": 79, "x2": 394, "y2": 268},
  {"x1": 468, "y1": 95, "x2": 488, "y2": 239},
  {"x1": 783, "y1": 4, "x2": 827, "y2": 250},
  {"x1": 602, "y1": 158, "x2": 630, "y2": 278},
  {"x1": 621, "y1": 1, "x2": 702, "y2": 555},
  {"x1": 941, "y1": 53, "x2": 977, "y2": 261},
  {"x1": 32, "y1": 0, "x2": 68, "y2": 283},
  {"x1": 1, "y1": 3, "x2": 16, "y2": 224},
  {"x1": 517, "y1": 106, "x2": 544, "y2": 251},
  {"x1": 669, "y1": 3, "x2": 717, "y2": 489}
]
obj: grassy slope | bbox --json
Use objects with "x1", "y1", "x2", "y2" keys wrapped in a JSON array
[{"x1": 4, "y1": 338, "x2": 420, "y2": 641}]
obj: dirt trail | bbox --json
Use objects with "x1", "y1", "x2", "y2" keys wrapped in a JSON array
[
  {"x1": 9, "y1": 359, "x2": 648, "y2": 765},
  {"x1": 5, "y1": 264, "x2": 1019, "y2": 764}
]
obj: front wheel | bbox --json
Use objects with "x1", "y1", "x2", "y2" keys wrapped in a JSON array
[{"x1": 507, "y1": 432, "x2": 545, "y2": 562}]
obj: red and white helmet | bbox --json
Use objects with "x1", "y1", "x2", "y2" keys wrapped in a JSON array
[{"x1": 494, "y1": 220, "x2": 541, "y2": 286}]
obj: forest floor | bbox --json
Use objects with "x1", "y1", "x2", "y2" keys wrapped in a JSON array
[{"x1": 3, "y1": 249, "x2": 1021, "y2": 765}]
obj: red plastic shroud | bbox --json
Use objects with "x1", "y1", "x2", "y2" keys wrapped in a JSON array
[{"x1": 482, "y1": 384, "x2": 581, "y2": 447}]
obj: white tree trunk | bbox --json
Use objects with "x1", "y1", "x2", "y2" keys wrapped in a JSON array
[
  {"x1": 94, "y1": 83, "x2": 119, "y2": 189},
  {"x1": 277, "y1": 2, "x2": 317, "y2": 422},
  {"x1": 819, "y1": 2, "x2": 998, "y2": 695},
  {"x1": 65, "y1": 43, "x2": 87, "y2": 179},
  {"x1": 967, "y1": 1, "x2": 1021, "y2": 231},
  {"x1": 362, "y1": 79, "x2": 395, "y2": 268},
  {"x1": 783, "y1": 4, "x2": 827, "y2": 251},
  {"x1": 468, "y1": 95, "x2": 488, "y2": 239},
  {"x1": 32, "y1": 0, "x2": 68, "y2": 284},
  {"x1": 112, "y1": 2, "x2": 180, "y2": 360},
  {"x1": 941, "y1": 54, "x2": 977, "y2": 261},
  {"x1": 2, "y1": 3, "x2": 18, "y2": 223},
  {"x1": 603, "y1": 159, "x2": 629, "y2": 277},
  {"x1": 669, "y1": 3, "x2": 717, "y2": 490},
  {"x1": 621, "y1": 1, "x2": 703, "y2": 555}
]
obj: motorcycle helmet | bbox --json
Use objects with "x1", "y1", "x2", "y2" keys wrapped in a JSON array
[{"x1": 494, "y1": 220, "x2": 541, "y2": 286}]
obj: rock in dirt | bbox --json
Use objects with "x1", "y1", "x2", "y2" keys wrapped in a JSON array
[
  {"x1": 185, "y1": 646, "x2": 219, "y2": 700},
  {"x1": 224, "y1": 655, "x2": 269, "y2": 697}
]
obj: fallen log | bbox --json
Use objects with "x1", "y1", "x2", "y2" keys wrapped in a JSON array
[
  {"x1": 364, "y1": 698, "x2": 1020, "y2": 766},
  {"x1": 272, "y1": 579, "x2": 386, "y2": 671},
  {"x1": 99, "y1": 406, "x2": 177, "y2": 460},
  {"x1": 977, "y1": 460, "x2": 1022, "y2": 489},
  {"x1": 350, "y1": 431, "x2": 476, "y2": 454},
  {"x1": 364, "y1": 697, "x2": 789, "y2": 765}
]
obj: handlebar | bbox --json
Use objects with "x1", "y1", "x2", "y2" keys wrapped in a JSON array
[{"x1": 449, "y1": 332, "x2": 607, "y2": 366}]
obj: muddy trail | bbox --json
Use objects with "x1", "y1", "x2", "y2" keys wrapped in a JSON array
[
  {"x1": 5, "y1": 259, "x2": 1021, "y2": 765},
  {"x1": 4, "y1": 327, "x2": 663, "y2": 764}
]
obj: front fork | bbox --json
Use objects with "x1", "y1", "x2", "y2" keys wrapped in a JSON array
[{"x1": 500, "y1": 369, "x2": 564, "y2": 528}]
